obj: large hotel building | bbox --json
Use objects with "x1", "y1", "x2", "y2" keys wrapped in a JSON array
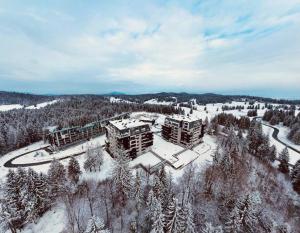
[
  {"x1": 105, "y1": 119, "x2": 153, "y2": 159},
  {"x1": 162, "y1": 115, "x2": 204, "y2": 147}
]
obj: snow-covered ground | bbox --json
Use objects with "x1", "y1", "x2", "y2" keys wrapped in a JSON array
[
  {"x1": 0, "y1": 99, "x2": 59, "y2": 112},
  {"x1": 21, "y1": 205, "x2": 66, "y2": 233},
  {"x1": 25, "y1": 100, "x2": 59, "y2": 109},
  {"x1": 109, "y1": 96, "x2": 133, "y2": 104},
  {"x1": 144, "y1": 98, "x2": 175, "y2": 105},
  {"x1": 0, "y1": 104, "x2": 23, "y2": 111}
]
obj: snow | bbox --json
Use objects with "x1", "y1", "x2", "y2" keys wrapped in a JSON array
[
  {"x1": 109, "y1": 96, "x2": 133, "y2": 104},
  {"x1": 21, "y1": 205, "x2": 66, "y2": 233},
  {"x1": 166, "y1": 114, "x2": 201, "y2": 122},
  {"x1": 81, "y1": 150, "x2": 114, "y2": 182},
  {"x1": 25, "y1": 100, "x2": 58, "y2": 109},
  {"x1": 109, "y1": 118, "x2": 148, "y2": 130},
  {"x1": 152, "y1": 134, "x2": 185, "y2": 162},
  {"x1": 130, "y1": 151, "x2": 162, "y2": 168},
  {"x1": 144, "y1": 98, "x2": 175, "y2": 105},
  {"x1": 0, "y1": 100, "x2": 59, "y2": 112},
  {"x1": 0, "y1": 104, "x2": 23, "y2": 111}
]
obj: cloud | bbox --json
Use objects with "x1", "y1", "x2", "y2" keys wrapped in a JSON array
[{"x1": 0, "y1": 0, "x2": 300, "y2": 97}]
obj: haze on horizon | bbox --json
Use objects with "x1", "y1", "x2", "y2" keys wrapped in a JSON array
[{"x1": 0, "y1": 0, "x2": 300, "y2": 99}]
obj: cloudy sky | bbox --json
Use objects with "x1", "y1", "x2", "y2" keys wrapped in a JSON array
[{"x1": 0, "y1": 0, "x2": 300, "y2": 98}]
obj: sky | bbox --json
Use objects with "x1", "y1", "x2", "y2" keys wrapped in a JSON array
[{"x1": 0, "y1": 0, "x2": 300, "y2": 98}]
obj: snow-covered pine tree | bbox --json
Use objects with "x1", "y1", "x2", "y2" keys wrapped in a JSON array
[
  {"x1": 0, "y1": 169, "x2": 26, "y2": 231},
  {"x1": 24, "y1": 168, "x2": 50, "y2": 223},
  {"x1": 111, "y1": 149, "x2": 132, "y2": 206},
  {"x1": 278, "y1": 147, "x2": 290, "y2": 174},
  {"x1": 180, "y1": 202, "x2": 195, "y2": 233},
  {"x1": 68, "y1": 156, "x2": 81, "y2": 183},
  {"x1": 164, "y1": 197, "x2": 184, "y2": 233},
  {"x1": 48, "y1": 159, "x2": 67, "y2": 199},
  {"x1": 291, "y1": 159, "x2": 300, "y2": 193},
  {"x1": 151, "y1": 200, "x2": 165, "y2": 233},
  {"x1": 225, "y1": 192, "x2": 261, "y2": 233},
  {"x1": 132, "y1": 171, "x2": 143, "y2": 211},
  {"x1": 85, "y1": 216, "x2": 109, "y2": 233}
]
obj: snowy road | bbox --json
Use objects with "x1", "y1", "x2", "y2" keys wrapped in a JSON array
[
  {"x1": 255, "y1": 117, "x2": 300, "y2": 155},
  {"x1": 3, "y1": 147, "x2": 85, "y2": 168}
]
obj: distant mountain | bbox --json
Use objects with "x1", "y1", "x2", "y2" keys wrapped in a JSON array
[{"x1": 106, "y1": 91, "x2": 127, "y2": 96}]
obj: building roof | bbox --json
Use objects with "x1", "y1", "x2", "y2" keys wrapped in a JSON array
[
  {"x1": 109, "y1": 119, "x2": 149, "y2": 130},
  {"x1": 167, "y1": 114, "x2": 201, "y2": 123}
]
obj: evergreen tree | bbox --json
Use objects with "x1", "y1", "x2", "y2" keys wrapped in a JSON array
[
  {"x1": 225, "y1": 192, "x2": 261, "y2": 233},
  {"x1": 180, "y1": 202, "x2": 195, "y2": 233},
  {"x1": 164, "y1": 197, "x2": 183, "y2": 233},
  {"x1": 291, "y1": 160, "x2": 300, "y2": 193},
  {"x1": 85, "y1": 216, "x2": 109, "y2": 233},
  {"x1": 25, "y1": 169, "x2": 49, "y2": 223},
  {"x1": 151, "y1": 201, "x2": 165, "y2": 233},
  {"x1": 48, "y1": 159, "x2": 67, "y2": 199},
  {"x1": 1, "y1": 169, "x2": 26, "y2": 230},
  {"x1": 111, "y1": 150, "x2": 132, "y2": 206},
  {"x1": 278, "y1": 147, "x2": 290, "y2": 174},
  {"x1": 68, "y1": 156, "x2": 81, "y2": 183}
]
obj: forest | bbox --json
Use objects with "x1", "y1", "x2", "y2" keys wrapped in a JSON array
[{"x1": 1, "y1": 116, "x2": 300, "y2": 233}]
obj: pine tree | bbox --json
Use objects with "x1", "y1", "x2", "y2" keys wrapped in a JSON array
[
  {"x1": 84, "y1": 145, "x2": 104, "y2": 172},
  {"x1": 225, "y1": 192, "x2": 261, "y2": 233},
  {"x1": 111, "y1": 150, "x2": 132, "y2": 206},
  {"x1": 180, "y1": 202, "x2": 195, "y2": 233},
  {"x1": 151, "y1": 201, "x2": 165, "y2": 233},
  {"x1": 133, "y1": 172, "x2": 143, "y2": 211},
  {"x1": 164, "y1": 197, "x2": 183, "y2": 233},
  {"x1": 68, "y1": 156, "x2": 81, "y2": 183},
  {"x1": 85, "y1": 216, "x2": 109, "y2": 233},
  {"x1": 48, "y1": 159, "x2": 67, "y2": 199},
  {"x1": 278, "y1": 147, "x2": 290, "y2": 174},
  {"x1": 1, "y1": 169, "x2": 26, "y2": 230},
  {"x1": 25, "y1": 168, "x2": 49, "y2": 223},
  {"x1": 291, "y1": 160, "x2": 300, "y2": 193}
]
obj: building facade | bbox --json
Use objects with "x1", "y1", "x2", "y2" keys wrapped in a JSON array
[
  {"x1": 44, "y1": 112, "x2": 130, "y2": 149},
  {"x1": 162, "y1": 115, "x2": 204, "y2": 147},
  {"x1": 106, "y1": 119, "x2": 153, "y2": 159}
]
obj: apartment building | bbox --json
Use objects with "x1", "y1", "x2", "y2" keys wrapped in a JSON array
[
  {"x1": 162, "y1": 115, "x2": 204, "y2": 147},
  {"x1": 106, "y1": 119, "x2": 153, "y2": 159}
]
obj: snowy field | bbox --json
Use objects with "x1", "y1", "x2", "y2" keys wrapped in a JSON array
[{"x1": 0, "y1": 99, "x2": 59, "y2": 112}]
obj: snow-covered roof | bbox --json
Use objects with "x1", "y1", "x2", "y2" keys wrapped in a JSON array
[
  {"x1": 167, "y1": 114, "x2": 201, "y2": 123},
  {"x1": 109, "y1": 119, "x2": 148, "y2": 130}
]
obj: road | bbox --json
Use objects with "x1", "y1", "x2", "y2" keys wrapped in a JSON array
[
  {"x1": 255, "y1": 117, "x2": 300, "y2": 155},
  {"x1": 3, "y1": 148, "x2": 85, "y2": 168}
]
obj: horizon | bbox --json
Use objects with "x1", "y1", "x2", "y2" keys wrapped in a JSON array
[
  {"x1": 1, "y1": 89, "x2": 300, "y2": 101},
  {"x1": 0, "y1": 1, "x2": 300, "y2": 98}
]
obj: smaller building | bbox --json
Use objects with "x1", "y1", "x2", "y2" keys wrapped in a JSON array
[
  {"x1": 162, "y1": 115, "x2": 204, "y2": 147},
  {"x1": 106, "y1": 119, "x2": 153, "y2": 159}
]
